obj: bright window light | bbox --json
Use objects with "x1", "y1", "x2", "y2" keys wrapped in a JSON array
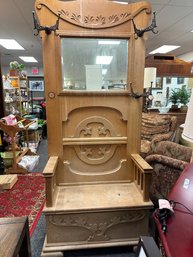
[
  {"x1": 0, "y1": 39, "x2": 24, "y2": 50},
  {"x1": 149, "y1": 45, "x2": 180, "y2": 54},
  {"x1": 113, "y1": 1, "x2": 128, "y2": 4},
  {"x1": 191, "y1": 29, "x2": 193, "y2": 32},
  {"x1": 96, "y1": 56, "x2": 113, "y2": 65},
  {"x1": 102, "y1": 69, "x2": 107, "y2": 75},
  {"x1": 19, "y1": 56, "x2": 38, "y2": 63},
  {"x1": 98, "y1": 40, "x2": 120, "y2": 45}
]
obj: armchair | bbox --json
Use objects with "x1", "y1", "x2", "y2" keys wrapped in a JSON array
[
  {"x1": 141, "y1": 113, "x2": 177, "y2": 158},
  {"x1": 145, "y1": 141, "x2": 193, "y2": 206}
]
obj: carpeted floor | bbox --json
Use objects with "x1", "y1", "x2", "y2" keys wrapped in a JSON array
[
  {"x1": 0, "y1": 173, "x2": 45, "y2": 236},
  {"x1": 31, "y1": 138, "x2": 48, "y2": 257}
]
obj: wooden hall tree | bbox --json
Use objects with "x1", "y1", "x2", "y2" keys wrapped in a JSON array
[{"x1": 35, "y1": 0, "x2": 153, "y2": 256}]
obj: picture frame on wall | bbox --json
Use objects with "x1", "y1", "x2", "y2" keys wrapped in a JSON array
[
  {"x1": 29, "y1": 77, "x2": 44, "y2": 91},
  {"x1": 177, "y1": 77, "x2": 184, "y2": 84},
  {"x1": 166, "y1": 77, "x2": 172, "y2": 84},
  {"x1": 153, "y1": 77, "x2": 163, "y2": 89}
]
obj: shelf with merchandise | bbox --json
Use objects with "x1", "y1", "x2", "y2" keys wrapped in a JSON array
[{"x1": 3, "y1": 76, "x2": 30, "y2": 116}]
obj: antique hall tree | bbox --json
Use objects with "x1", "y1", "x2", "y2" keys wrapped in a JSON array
[{"x1": 34, "y1": 0, "x2": 153, "y2": 256}]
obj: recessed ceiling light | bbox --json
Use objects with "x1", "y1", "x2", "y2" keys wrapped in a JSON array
[
  {"x1": 19, "y1": 56, "x2": 38, "y2": 62},
  {"x1": 149, "y1": 45, "x2": 180, "y2": 54},
  {"x1": 98, "y1": 40, "x2": 120, "y2": 45},
  {"x1": 0, "y1": 39, "x2": 24, "y2": 50},
  {"x1": 102, "y1": 69, "x2": 107, "y2": 75},
  {"x1": 96, "y1": 56, "x2": 113, "y2": 65}
]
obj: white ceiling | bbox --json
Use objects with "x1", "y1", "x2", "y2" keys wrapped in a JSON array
[{"x1": 1, "y1": 0, "x2": 193, "y2": 69}]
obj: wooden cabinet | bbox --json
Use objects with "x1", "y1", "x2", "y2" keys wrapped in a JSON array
[{"x1": 4, "y1": 77, "x2": 30, "y2": 116}]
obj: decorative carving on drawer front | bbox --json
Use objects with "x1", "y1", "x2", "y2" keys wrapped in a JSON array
[
  {"x1": 49, "y1": 211, "x2": 146, "y2": 242},
  {"x1": 74, "y1": 116, "x2": 117, "y2": 165}
]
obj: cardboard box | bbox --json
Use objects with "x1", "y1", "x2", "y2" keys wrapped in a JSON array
[{"x1": 0, "y1": 175, "x2": 18, "y2": 190}]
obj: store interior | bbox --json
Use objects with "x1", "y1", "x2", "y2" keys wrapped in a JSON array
[{"x1": 0, "y1": 1, "x2": 193, "y2": 257}]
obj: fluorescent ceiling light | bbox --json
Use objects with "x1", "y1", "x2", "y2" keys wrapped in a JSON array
[
  {"x1": 0, "y1": 39, "x2": 24, "y2": 50},
  {"x1": 96, "y1": 56, "x2": 113, "y2": 65},
  {"x1": 149, "y1": 45, "x2": 180, "y2": 54},
  {"x1": 98, "y1": 40, "x2": 120, "y2": 45},
  {"x1": 19, "y1": 56, "x2": 38, "y2": 63},
  {"x1": 102, "y1": 69, "x2": 107, "y2": 75}
]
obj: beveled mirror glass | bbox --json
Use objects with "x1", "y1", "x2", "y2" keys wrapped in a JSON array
[{"x1": 61, "y1": 38, "x2": 128, "y2": 90}]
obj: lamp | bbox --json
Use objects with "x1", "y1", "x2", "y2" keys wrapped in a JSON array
[
  {"x1": 188, "y1": 78, "x2": 193, "y2": 89},
  {"x1": 143, "y1": 67, "x2": 157, "y2": 111},
  {"x1": 182, "y1": 90, "x2": 193, "y2": 147},
  {"x1": 144, "y1": 67, "x2": 157, "y2": 88}
]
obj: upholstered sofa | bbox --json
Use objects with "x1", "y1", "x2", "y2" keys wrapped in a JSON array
[
  {"x1": 141, "y1": 113, "x2": 177, "y2": 158},
  {"x1": 145, "y1": 140, "x2": 193, "y2": 206}
]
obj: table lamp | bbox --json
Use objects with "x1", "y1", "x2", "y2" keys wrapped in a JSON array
[
  {"x1": 143, "y1": 67, "x2": 157, "y2": 111},
  {"x1": 181, "y1": 90, "x2": 193, "y2": 148}
]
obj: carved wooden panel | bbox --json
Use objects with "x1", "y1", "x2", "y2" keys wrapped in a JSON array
[
  {"x1": 61, "y1": 103, "x2": 130, "y2": 183},
  {"x1": 36, "y1": 0, "x2": 151, "y2": 29},
  {"x1": 46, "y1": 209, "x2": 149, "y2": 244}
]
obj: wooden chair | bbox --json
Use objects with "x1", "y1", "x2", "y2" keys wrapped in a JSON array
[{"x1": 35, "y1": 0, "x2": 153, "y2": 256}]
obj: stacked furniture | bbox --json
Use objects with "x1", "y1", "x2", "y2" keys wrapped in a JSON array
[
  {"x1": 35, "y1": 0, "x2": 154, "y2": 256},
  {"x1": 141, "y1": 113, "x2": 177, "y2": 157}
]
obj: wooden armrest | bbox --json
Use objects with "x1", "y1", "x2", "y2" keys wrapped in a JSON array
[
  {"x1": 131, "y1": 154, "x2": 152, "y2": 173},
  {"x1": 43, "y1": 156, "x2": 59, "y2": 207},
  {"x1": 43, "y1": 156, "x2": 59, "y2": 176},
  {"x1": 131, "y1": 154, "x2": 153, "y2": 202}
]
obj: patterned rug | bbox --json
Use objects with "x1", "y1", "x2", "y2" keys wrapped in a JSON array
[{"x1": 0, "y1": 173, "x2": 45, "y2": 236}]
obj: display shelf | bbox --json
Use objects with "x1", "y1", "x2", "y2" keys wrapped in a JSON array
[
  {"x1": 3, "y1": 77, "x2": 30, "y2": 116},
  {"x1": 0, "y1": 116, "x2": 37, "y2": 174}
]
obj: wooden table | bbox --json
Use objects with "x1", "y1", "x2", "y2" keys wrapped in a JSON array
[
  {"x1": 0, "y1": 216, "x2": 31, "y2": 257},
  {"x1": 153, "y1": 163, "x2": 193, "y2": 257}
]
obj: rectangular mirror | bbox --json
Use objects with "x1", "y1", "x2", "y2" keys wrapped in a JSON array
[{"x1": 61, "y1": 38, "x2": 128, "y2": 91}]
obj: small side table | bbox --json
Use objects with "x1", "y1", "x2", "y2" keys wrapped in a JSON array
[{"x1": 0, "y1": 216, "x2": 31, "y2": 257}]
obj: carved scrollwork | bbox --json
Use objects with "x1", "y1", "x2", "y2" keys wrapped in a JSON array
[
  {"x1": 35, "y1": 0, "x2": 151, "y2": 29},
  {"x1": 58, "y1": 10, "x2": 130, "y2": 27},
  {"x1": 49, "y1": 211, "x2": 146, "y2": 242},
  {"x1": 74, "y1": 116, "x2": 116, "y2": 165}
]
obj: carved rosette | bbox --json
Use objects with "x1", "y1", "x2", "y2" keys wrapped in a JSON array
[
  {"x1": 74, "y1": 117, "x2": 116, "y2": 165},
  {"x1": 48, "y1": 210, "x2": 146, "y2": 242}
]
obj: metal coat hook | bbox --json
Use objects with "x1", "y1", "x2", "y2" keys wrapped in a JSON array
[
  {"x1": 32, "y1": 11, "x2": 60, "y2": 36},
  {"x1": 131, "y1": 11, "x2": 158, "y2": 38},
  {"x1": 129, "y1": 82, "x2": 152, "y2": 99}
]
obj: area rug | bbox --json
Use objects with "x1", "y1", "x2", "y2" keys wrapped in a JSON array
[{"x1": 0, "y1": 173, "x2": 45, "y2": 236}]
